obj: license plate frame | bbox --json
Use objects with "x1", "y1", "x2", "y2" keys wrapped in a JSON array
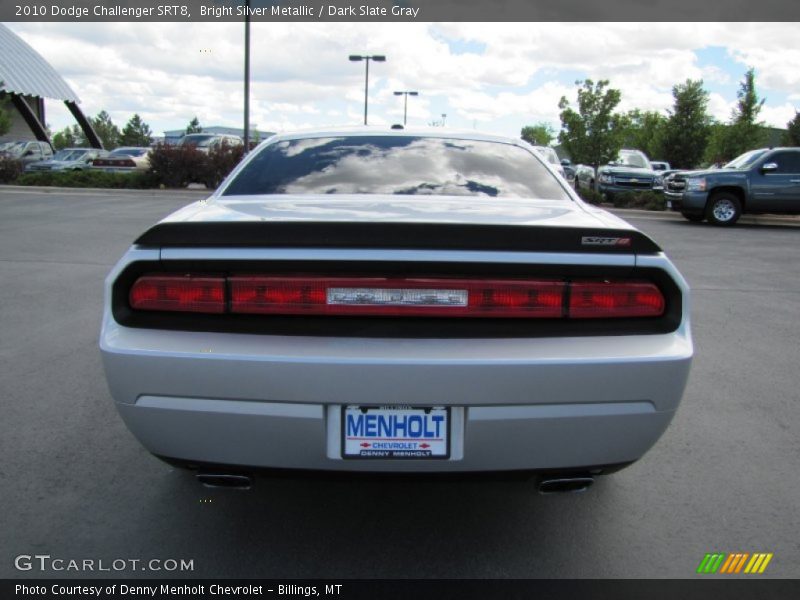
[{"x1": 341, "y1": 405, "x2": 450, "y2": 460}]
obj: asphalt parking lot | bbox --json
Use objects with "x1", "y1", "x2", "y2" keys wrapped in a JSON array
[{"x1": 1, "y1": 186, "x2": 798, "y2": 579}]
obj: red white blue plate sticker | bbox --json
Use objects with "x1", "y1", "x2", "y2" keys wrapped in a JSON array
[{"x1": 342, "y1": 406, "x2": 449, "y2": 459}]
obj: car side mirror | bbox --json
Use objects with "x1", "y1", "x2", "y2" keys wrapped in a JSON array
[
  {"x1": 24, "y1": 150, "x2": 35, "y2": 156},
  {"x1": 761, "y1": 162, "x2": 778, "y2": 172}
]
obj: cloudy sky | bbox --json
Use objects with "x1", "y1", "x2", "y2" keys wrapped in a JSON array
[{"x1": 7, "y1": 22, "x2": 800, "y2": 140}]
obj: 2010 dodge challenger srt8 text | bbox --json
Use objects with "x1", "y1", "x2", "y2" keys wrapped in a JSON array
[{"x1": 100, "y1": 128, "x2": 693, "y2": 490}]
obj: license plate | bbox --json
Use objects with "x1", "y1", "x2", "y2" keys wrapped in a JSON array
[{"x1": 342, "y1": 406, "x2": 450, "y2": 459}]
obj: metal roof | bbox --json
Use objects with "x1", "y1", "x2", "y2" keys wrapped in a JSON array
[{"x1": 0, "y1": 24, "x2": 79, "y2": 102}]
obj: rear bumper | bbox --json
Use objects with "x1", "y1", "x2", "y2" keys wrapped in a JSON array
[
  {"x1": 101, "y1": 324, "x2": 691, "y2": 472},
  {"x1": 100, "y1": 246, "x2": 692, "y2": 473}
]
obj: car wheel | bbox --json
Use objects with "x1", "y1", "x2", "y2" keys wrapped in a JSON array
[
  {"x1": 681, "y1": 212, "x2": 704, "y2": 223},
  {"x1": 706, "y1": 193, "x2": 741, "y2": 226}
]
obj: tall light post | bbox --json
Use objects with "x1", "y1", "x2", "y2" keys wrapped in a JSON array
[
  {"x1": 349, "y1": 54, "x2": 386, "y2": 125},
  {"x1": 393, "y1": 90, "x2": 419, "y2": 126},
  {"x1": 243, "y1": 0, "x2": 251, "y2": 153}
]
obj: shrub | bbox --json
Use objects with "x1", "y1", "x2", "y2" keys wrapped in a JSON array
[
  {"x1": 576, "y1": 187, "x2": 605, "y2": 205},
  {"x1": 146, "y1": 142, "x2": 245, "y2": 189},
  {"x1": 611, "y1": 191, "x2": 666, "y2": 211},
  {"x1": 204, "y1": 142, "x2": 245, "y2": 189},
  {"x1": 147, "y1": 142, "x2": 207, "y2": 188},
  {"x1": 15, "y1": 169, "x2": 153, "y2": 189},
  {"x1": 0, "y1": 156, "x2": 23, "y2": 183}
]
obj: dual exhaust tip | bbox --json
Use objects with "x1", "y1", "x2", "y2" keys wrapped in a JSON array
[
  {"x1": 196, "y1": 472, "x2": 594, "y2": 494},
  {"x1": 537, "y1": 475, "x2": 594, "y2": 494},
  {"x1": 196, "y1": 473, "x2": 253, "y2": 490}
]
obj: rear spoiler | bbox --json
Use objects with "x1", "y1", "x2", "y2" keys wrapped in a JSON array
[{"x1": 135, "y1": 222, "x2": 662, "y2": 255}]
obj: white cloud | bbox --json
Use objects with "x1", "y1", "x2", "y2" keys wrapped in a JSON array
[{"x1": 6, "y1": 22, "x2": 800, "y2": 139}]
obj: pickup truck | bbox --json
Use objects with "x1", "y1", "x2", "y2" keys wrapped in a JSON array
[
  {"x1": 665, "y1": 147, "x2": 800, "y2": 225},
  {"x1": 596, "y1": 149, "x2": 660, "y2": 201}
]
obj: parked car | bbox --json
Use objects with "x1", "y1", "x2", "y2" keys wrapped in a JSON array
[
  {"x1": 560, "y1": 158, "x2": 577, "y2": 185},
  {"x1": 574, "y1": 164, "x2": 596, "y2": 192},
  {"x1": 100, "y1": 128, "x2": 692, "y2": 491},
  {"x1": 91, "y1": 147, "x2": 151, "y2": 173},
  {"x1": 531, "y1": 145, "x2": 567, "y2": 179},
  {"x1": 650, "y1": 161, "x2": 671, "y2": 172},
  {"x1": 664, "y1": 147, "x2": 800, "y2": 225},
  {"x1": 25, "y1": 147, "x2": 108, "y2": 173},
  {"x1": 178, "y1": 133, "x2": 243, "y2": 153},
  {"x1": 596, "y1": 149, "x2": 659, "y2": 201},
  {"x1": 0, "y1": 140, "x2": 53, "y2": 166}
]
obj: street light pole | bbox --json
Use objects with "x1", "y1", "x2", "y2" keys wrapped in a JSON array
[
  {"x1": 349, "y1": 54, "x2": 386, "y2": 125},
  {"x1": 243, "y1": 0, "x2": 251, "y2": 153},
  {"x1": 393, "y1": 90, "x2": 419, "y2": 126}
]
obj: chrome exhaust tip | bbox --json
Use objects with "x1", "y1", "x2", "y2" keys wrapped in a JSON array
[
  {"x1": 538, "y1": 475, "x2": 594, "y2": 494},
  {"x1": 196, "y1": 473, "x2": 253, "y2": 489}
]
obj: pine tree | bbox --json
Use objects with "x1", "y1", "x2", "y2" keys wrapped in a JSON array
[
  {"x1": 660, "y1": 80, "x2": 711, "y2": 169},
  {"x1": 120, "y1": 114, "x2": 153, "y2": 147}
]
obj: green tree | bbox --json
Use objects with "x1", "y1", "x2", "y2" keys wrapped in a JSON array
[
  {"x1": 784, "y1": 111, "x2": 800, "y2": 146},
  {"x1": 558, "y1": 79, "x2": 626, "y2": 169},
  {"x1": 660, "y1": 79, "x2": 712, "y2": 169},
  {"x1": 120, "y1": 114, "x2": 153, "y2": 147},
  {"x1": 90, "y1": 110, "x2": 121, "y2": 150},
  {"x1": 619, "y1": 109, "x2": 667, "y2": 160},
  {"x1": 521, "y1": 123, "x2": 555, "y2": 146},
  {"x1": 51, "y1": 124, "x2": 84, "y2": 150},
  {"x1": 185, "y1": 116, "x2": 202, "y2": 134},
  {"x1": 706, "y1": 69, "x2": 768, "y2": 163}
]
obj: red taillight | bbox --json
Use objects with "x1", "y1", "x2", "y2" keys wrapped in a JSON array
[
  {"x1": 127, "y1": 274, "x2": 666, "y2": 319},
  {"x1": 229, "y1": 276, "x2": 565, "y2": 318},
  {"x1": 569, "y1": 281, "x2": 665, "y2": 318},
  {"x1": 129, "y1": 274, "x2": 225, "y2": 313}
]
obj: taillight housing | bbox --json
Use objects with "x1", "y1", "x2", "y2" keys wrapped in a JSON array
[
  {"x1": 569, "y1": 281, "x2": 665, "y2": 318},
  {"x1": 129, "y1": 274, "x2": 225, "y2": 313},
  {"x1": 229, "y1": 276, "x2": 565, "y2": 318},
  {"x1": 127, "y1": 273, "x2": 666, "y2": 320}
]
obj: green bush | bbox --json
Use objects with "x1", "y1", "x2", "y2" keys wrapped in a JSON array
[
  {"x1": 15, "y1": 169, "x2": 153, "y2": 189},
  {"x1": 0, "y1": 156, "x2": 23, "y2": 183},
  {"x1": 576, "y1": 187, "x2": 605, "y2": 205},
  {"x1": 611, "y1": 191, "x2": 666, "y2": 211}
]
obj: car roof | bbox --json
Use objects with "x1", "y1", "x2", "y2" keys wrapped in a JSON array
[{"x1": 265, "y1": 126, "x2": 528, "y2": 147}]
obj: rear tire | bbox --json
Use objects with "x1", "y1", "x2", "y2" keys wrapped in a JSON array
[
  {"x1": 681, "y1": 212, "x2": 704, "y2": 223},
  {"x1": 706, "y1": 192, "x2": 741, "y2": 226}
]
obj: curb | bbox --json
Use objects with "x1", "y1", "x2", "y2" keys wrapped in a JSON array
[{"x1": 0, "y1": 184, "x2": 211, "y2": 197}]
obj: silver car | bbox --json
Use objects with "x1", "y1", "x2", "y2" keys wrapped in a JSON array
[
  {"x1": 25, "y1": 147, "x2": 107, "y2": 172},
  {"x1": 100, "y1": 128, "x2": 692, "y2": 491}
]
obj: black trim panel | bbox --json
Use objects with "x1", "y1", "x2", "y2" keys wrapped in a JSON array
[
  {"x1": 112, "y1": 260, "x2": 682, "y2": 338},
  {"x1": 135, "y1": 222, "x2": 662, "y2": 254}
]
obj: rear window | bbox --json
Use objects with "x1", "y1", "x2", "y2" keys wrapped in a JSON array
[{"x1": 223, "y1": 136, "x2": 570, "y2": 199}]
